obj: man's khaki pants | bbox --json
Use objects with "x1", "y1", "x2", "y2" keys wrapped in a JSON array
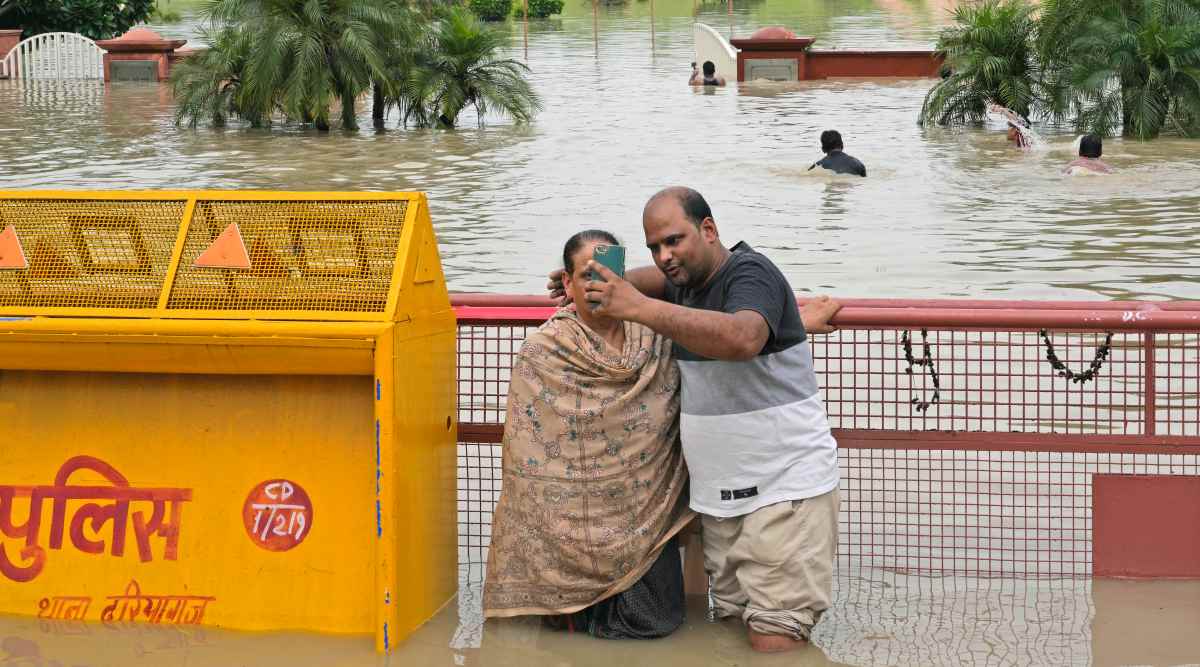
[{"x1": 702, "y1": 487, "x2": 839, "y2": 641}]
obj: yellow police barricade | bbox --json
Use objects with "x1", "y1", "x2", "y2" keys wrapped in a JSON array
[{"x1": 0, "y1": 191, "x2": 456, "y2": 652}]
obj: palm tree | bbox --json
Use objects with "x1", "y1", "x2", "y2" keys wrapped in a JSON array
[
  {"x1": 918, "y1": 0, "x2": 1041, "y2": 126},
  {"x1": 1040, "y1": 0, "x2": 1200, "y2": 138},
  {"x1": 171, "y1": 26, "x2": 259, "y2": 128},
  {"x1": 188, "y1": 0, "x2": 416, "y2": 131},
  {"x1": 399, "y1": 7, "x2": 541, "y2": 128}
]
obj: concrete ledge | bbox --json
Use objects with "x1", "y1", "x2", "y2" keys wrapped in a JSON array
[{"x1": 729, "y1": 32, "x2": 944, "y2": 81}]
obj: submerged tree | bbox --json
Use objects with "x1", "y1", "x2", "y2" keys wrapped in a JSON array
[
  {"x1": 174, "y1": 0, "x2": 416, "y2": 131},
  {"x1": 919, "y1": 0, "x2": 1041, "y2": 125},
  {"x1": 399, "y1": 7, "x2": 541, "y2": 128},
  {"x1": 172, "y1": 2, "x2": 541, "y2": 131},
  {"x1": 1040, "y1": 0, "x2": 1200, "y2": 138},
  {"x1": 171, "y1": 27, "x2": 255, "y2": 128}
]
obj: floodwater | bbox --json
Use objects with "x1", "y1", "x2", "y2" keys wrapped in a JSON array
[
  {"x1": 2, "y1": 578, "x2": 1199, "y2": 666},
  {"x1": 2, "y1": 0, "x2": 1199, "y2": 299},
  {"x1": 3, "y1": 1, "x2": 1200, "y2": 665}
]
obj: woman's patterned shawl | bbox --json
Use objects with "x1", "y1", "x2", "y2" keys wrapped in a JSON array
[{"x1": 483, "y1": 309, "x2": 693, "y2": 617}]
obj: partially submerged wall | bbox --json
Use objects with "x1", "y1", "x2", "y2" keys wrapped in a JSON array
[{"x1": 805, "y1": 50, "x2": 943, "y2": 80}]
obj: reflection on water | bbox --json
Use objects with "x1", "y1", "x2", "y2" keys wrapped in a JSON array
[
  {"x1": 4, "y1": 577, "x2": 1197, "y2": 666},
  {"x1": 1, "y1": 1, "x2": 1198, "y2": 299}
]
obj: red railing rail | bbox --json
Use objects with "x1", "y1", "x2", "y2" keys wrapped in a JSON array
[
  {"x1": 452, "y1": 294, "x2": 1200, "y2": 450},
  {"x1": 452, "y1": 294, "x2": 1200, "y2": 331}
]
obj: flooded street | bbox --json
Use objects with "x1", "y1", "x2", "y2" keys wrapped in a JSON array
[
  {"x1": 2, "y1": 1, "x2": 1199, "y2": 665},
  {"x1": 3, "y1": 578, "x2": 1198, "y2": 666},
  {"x1": 2, "y1": 1, "x2": 1199, "y2": 299}
]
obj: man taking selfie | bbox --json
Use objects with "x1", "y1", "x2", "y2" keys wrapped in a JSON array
[{"x1": 549, "y1": 187, "x2": 841, "y2": 652}]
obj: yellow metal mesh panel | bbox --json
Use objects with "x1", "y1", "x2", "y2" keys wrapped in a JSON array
[
  {"x1": 0, "y1": 199, "x2": 185, "y2": 309},
  {"x1": 167, "y1": 200, "x2": 407, "y2": 313}
]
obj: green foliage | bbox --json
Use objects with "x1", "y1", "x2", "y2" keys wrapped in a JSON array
[
  {"x1": 173, "y1": 0, "x2": 417, "y2": 131},
  {"x1": 0, "y1": 0, "x2": 156, "y2": 40},
  {"x1": 922, "y1": 0, "x2": 1200, "y2": 138},
  {"x1": 467, "y1": 0, "x2": 513, "y2": 21},
  {"x1": 171, "y1": 2, "x2": 540, "y2": 132},
  {"x1": 513, "y1": 0, "x2": 564, "y2": 19},
  {"x1": 919, "y1": 0, "x2": 1040, "y2": 126},
  {"x1": 397, "y1": 7, "x2": 541, "y2": 128},
  {"x1": 1040, "y1": 0, "x2": 1200, "y2": 138},
  {"x1": 170, "y1": 26, "x2": 253, "y2": 127}
]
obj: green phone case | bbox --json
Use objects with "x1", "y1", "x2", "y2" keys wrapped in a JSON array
[{"x1": 590, "y1": 244, "x2": 625, "y2": 280}]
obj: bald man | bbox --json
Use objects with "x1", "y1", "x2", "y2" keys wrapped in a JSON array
[{"x1": 558, "y1": 187, "x2": 842, "y2": 653}]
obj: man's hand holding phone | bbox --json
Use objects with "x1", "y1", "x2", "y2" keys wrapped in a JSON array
[
  {"x1": 583, "y1": 261, "x2": 646, "y2": 321},
  {"x1": 548, "y1": 244, "x2": 623, "y2": 308}
]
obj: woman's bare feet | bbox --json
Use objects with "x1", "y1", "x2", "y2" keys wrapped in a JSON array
[{"x1": 747, "y1": 629, "x2": 805, "y2": 653}]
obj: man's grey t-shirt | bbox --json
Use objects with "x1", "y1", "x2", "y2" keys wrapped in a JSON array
[
  {"x1": 811, "y1": 149, "x2": 867, "y2": 177},
  {"x1": 664, "y1": 242, "x2": 840, "y2": 517}
]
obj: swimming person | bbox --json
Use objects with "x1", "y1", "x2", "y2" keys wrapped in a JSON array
[
  {"x1": 690, "y1": 60, "x2": 727, "y2": 87},
  {"x1": 808, "y1": 130, "x2": 867, "y2": 177},
  {"x1": 1006, "y1": 121, "x2": 1030, "y2": 149},
  {"x1": 1065, "y1": 134, "x2": 1113, "y2": 175},
  {"x1": 561, "y1": 188, "x2": 843, "y2": 653},
  {"x1": 483, "y1": 230, "x2": 694, "y2": 639},
  {"x1": 988, "y1": 105, "x2": 1040, "y2": 150}
]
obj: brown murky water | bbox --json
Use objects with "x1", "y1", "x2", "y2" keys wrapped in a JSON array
[
  {"x1": 2, "y1": 2, "x2": 1199, "y2": 664},
  {"x1": 2, "y1": 1, "x2": 1199, "y2": 299},
  {"x1": 2, "y1": 579, "x2": 1198, "y2": 666}
]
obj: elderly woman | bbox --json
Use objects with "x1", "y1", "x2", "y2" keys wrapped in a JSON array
[{"x1": 483, "y1": 230, "x2": 694, "y2": 639}]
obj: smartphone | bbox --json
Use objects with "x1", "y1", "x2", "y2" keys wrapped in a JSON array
[
  {"x1": 586, "y1": 244, "x2": 625, "y2": 312},
  {"x1": 589, "y1": 244, "x2": 625, "y2": 281}
]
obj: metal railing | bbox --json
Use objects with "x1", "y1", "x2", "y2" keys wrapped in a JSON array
[{"x1": 453, "y1": 295, "x2": 1200, "y2": 580}]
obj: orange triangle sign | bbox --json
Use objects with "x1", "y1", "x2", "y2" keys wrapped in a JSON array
[
  {"x1": 194, "y1": 223, "x2": 251, "y2": 269},
  {"x1": 0, "y1": 224, "x2": 28, "y2": 270}
]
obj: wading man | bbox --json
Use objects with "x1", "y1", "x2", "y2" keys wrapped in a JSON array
[
  {"x1": 551, "y1": 187, "x2": 841, "y2": 652},
  {"x1": 808, "y1": 130, "x2": 866, "y2": 177}
]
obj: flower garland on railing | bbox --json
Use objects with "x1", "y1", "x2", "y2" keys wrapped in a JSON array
[
  {"x1": 1039, "y1": 329, "x2": 1113, "y2": 384},
  {"x1": 902, "y1": 329, "x2": 940, "y2": 412}
]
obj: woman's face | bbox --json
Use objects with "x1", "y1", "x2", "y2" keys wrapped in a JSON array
[{"x1": 563, "y1": 240, "x2": 604, "y2": 316}]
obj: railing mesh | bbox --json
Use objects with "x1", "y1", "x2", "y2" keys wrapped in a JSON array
[{"x1": 455, "y1": 316, "x2": 1200, "y2": 579}]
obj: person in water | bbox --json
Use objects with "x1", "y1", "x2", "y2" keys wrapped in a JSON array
[
  {"x1": 690, "y1": 60, "x2": 727, "y2": 87},
  {"x1": 484, "y1": 230, "x2": 694, "y2": 639},
  {"x1": 1006, "y1": 122, "x2": 1030, "y2": 149},
  {"x1": 1065, "y1": 134, "x2": 1113, "y2": 175},
  {"x1": 808, "y1": 130, "x2": 866, "y2": 177},
  {"x1": 564, "y1": 188, "x2": 843, "y2": 653}
]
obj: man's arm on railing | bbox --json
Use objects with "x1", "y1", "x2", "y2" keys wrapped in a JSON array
[{"x1": 801, "y1": 295, "x2": 840, "y2": 334}]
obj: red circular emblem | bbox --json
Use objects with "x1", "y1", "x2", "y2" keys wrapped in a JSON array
[{"x1": 242, "y1": 480, "x2": 313, "y2": 551}]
